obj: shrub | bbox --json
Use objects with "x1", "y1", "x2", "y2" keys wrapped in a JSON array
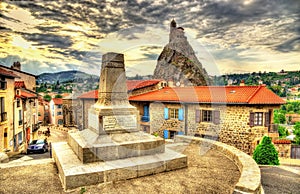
[{"x1": 253, "y1": 136, "x2": 279, "y2": 165}]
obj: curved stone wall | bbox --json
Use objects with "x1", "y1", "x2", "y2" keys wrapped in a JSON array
[{"x1": 174, "y1": 135, "x2": 262, "y2": 194}]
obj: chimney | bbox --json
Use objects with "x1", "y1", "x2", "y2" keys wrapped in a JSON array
[
  {"x1": 11, "y1": 61, "x2": 21, "y2": 70},
  {"x1": 240, "y1": 80, "x2": 245, "y2": 86}
]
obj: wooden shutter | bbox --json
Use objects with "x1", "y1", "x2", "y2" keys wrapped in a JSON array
[
  {"x1": 163, "y1": 130, "x2": 169, "y2": 139},
  {"x1": 213, "y1": 110, "x2": 220, "y2": 125},
  {"x1": 264, "y1": 112, "x2": 270, "y2": 127},
  {"x1": 249, "y1": 112, "x2": 254, "y2": 127},
  {"x1": 178, "y1": 108, "x2": 184, "y2": 121},
  {"x1": 164, "y1": 108, "x2": 169, "y2": 120},
  {"x1": 195, "y1": 109, "x2": 201, "y2": 123}
]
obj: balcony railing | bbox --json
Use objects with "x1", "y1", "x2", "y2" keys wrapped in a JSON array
[
  {"x1": 0, "y1": 112, "x2": 7, "y2": 122},
  {"x1": 268, "y1": 124, "x2": 279, "y2": 133},
  {"x1": 32, "y1": 123, "x2": 40, "y2": 132},
  {"x1": 0, "y1": 81, "x2": 7, "y2": 90}
]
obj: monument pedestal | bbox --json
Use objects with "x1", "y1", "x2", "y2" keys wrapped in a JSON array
[{"x1": 52, "y1": 52, "x2": 187, "y2": 190}]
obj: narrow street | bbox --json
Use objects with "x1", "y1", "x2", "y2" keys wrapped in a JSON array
[{"x1": 8, "y1": 126, "x2": 69, "y2": 162}]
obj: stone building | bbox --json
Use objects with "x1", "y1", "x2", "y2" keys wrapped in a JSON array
[
  {"x1": 62, "y1": 93, "x2": 81, "y2": 128},
  {"x1": 129, "y1": 85, "x2": 285, "y2": 155}
]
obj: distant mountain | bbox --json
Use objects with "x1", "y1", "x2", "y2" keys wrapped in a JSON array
[{"x1": 37, "y1": 70, "x2": 99, "y2": 83}]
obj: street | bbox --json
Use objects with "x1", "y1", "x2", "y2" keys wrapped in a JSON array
[{"x1": 10, "y1": 126, "x2": 69, "y2": 161}]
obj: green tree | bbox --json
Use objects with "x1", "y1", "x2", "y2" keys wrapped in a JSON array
[
  {"x1": 54, "y1": 94, "x2": 63, "y2": 98},
  {"x1": 278, "y1": 125, "x2": 288, "y2": 138},
  {"x1": 253, "y1": 136, "x2": 279, "y2": 165},
  {"x1": 273, "y1": 110, "x2": 286, "y2": 124},
  {"x1": 293, "y1": 122, "x2": 300, "y2": 145},
  {"x1": 43, "y1": 94, "x2": 52, "y2": 102}
]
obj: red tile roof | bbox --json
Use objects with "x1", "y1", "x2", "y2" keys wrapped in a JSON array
[
  {"x1": 52, "y1": 98, "x2": 63, "y2": 105},
  {"x1": 126, "y1": 80, "x2": 162, "y2": 91},
  {"x1": 0, "y1": 68, "x2": 20, "y2": 78},
  {"x1": 129, "y1": 85, "x2": 285, "y2": 105},
  {"x1": 15, "y1": 81, "x2": 26, "y2": 88},
  {"x1": 273, "y1": 139, "x2": 291, "y2": 144},
  {"x1": 16, "y1": 90, "x2": 37, "y2": 98},
  {"x1": 78, "y1": 80, "x2": 163, "y2": 99}
]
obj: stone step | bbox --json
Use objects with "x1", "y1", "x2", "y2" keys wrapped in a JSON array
[{"x1": 52, "y1": 142, "x2": 187, "y2": 190}]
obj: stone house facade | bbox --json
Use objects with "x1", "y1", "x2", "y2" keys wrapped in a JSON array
[{"x1": 129, "y1": 85, "x2": 285, "y2": 155}]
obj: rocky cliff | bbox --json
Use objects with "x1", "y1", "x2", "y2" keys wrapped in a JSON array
[{"x1": 153, "y1": 20, "x2": 211, "y2": 86}]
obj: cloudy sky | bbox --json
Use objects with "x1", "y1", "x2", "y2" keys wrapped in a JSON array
[{"x1": 0, "y1": 0, "x2": 299, "y2": 77}]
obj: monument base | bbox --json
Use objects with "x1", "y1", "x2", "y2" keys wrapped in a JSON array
[
  {"x1": 68, "y1": 129, "x2": 165, "y2": 163},
  {"x1": 52, "y1": 141, "x2": 187, "y2": 190}
]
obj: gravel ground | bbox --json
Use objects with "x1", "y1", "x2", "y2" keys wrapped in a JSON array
[{"x1": 0, "y1": 144, "x2": 240, "y2": 194}]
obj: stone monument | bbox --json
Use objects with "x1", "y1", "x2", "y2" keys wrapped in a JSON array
[{"x1": 52, "y1": 52, "x2": 187, "y2": 190}]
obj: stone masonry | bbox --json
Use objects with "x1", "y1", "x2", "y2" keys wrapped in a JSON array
[{"x1": 150, "y1": 102, "x2": 280, "y2": 155}]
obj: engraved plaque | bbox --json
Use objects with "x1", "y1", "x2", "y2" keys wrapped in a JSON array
[{"x1": 103, "y1": 115, "x2": 137, "y2": 131}]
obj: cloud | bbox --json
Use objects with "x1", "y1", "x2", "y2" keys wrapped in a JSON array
[{"x1": 0, "y1": 0, "x2": 299, "y2": 76}]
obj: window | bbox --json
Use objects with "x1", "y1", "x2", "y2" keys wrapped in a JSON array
[
  {"x1": 195, "y1": 109, "x2": 220, "y2": 124},
  {"x1": 57, "y1": 111, "x2": 62, "y2": 116},
  {"x1": 164, "y1": 107, "x2": 184, "y2": 121},
  {"x1": 250, "y1": 112, "x2": 264, "y2": 127},
  {"x1": 57, "y1": 105, "x2": 62, "y2": 109},
  {"x1": 0, "y1": 77, "x2": 7, "y2": 90},
  {"x1": 0, "y1": 97, "x2": 7, "y2": 122},
  {"x1": 254, "y1": 112, "x2": 263, "y2": 126},
  {"x1": 19, "y1": 110, "x2": 22, "y2": 125},
  {"x1": 17, "y1": 99, "x2": 20, "y2": 107},
  {"x1": 202, "y1": 110, "x2": 212, "y2": 122},
  {"x1": 169, "y1": 108, "x2": 179, "y2": 119}
]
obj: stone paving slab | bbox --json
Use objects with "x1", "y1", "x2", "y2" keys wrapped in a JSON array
[{"x1": 52, "y1": 141, "x2": 187, "y2": 190}]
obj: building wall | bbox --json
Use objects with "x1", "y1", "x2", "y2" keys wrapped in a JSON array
[
  {"x1": 274, "y1": 143, "x2": 291, "y2": 158},
  {"x1": 149, "y1": 102, "x2": 280, "y2": 155},
  {"x1": 0, "y1": 78, "x2": 15, "y2": 151},
  {"x1": 81, "y1": 99, "x2": 97, "y2": 129}
]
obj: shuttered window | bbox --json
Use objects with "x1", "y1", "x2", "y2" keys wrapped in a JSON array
[
  {"x1": 165, "y1": 108, "x2": 184, "y2": 120},
  {"x1": 264, "y1": 112, "x2": 270, "y2": 127},
  {"x1": 250, "y1": 112, "x2": 264, "y2": 127},
  {"x1": 195, "y1": 109, "x2": 201, "y2": 123},
  {"x1": 196, "y1": 109, "x2": 220, "y2": 124}
]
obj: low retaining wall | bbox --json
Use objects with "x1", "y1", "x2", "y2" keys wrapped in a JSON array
[{"x1": 175, "y1": 135, "x2": 262, "y2": 194}]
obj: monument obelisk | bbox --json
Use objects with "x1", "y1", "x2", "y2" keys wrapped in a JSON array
[{"x1": 88, "y1": 52, "x2": 139, "y2": 135}]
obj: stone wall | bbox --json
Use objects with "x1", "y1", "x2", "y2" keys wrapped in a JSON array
[
  {"x1": 149, "y1": 102, "x2": 281, "y2": 155},
  {"x1": 175, "y1": 135, "x2": 262, "y2": 194},
  {"x1": 81, "y1": 99, "x2": 97, "y2": 129},
  {"x1": 150, "y1": 102, "x2": 185, "y2": 137},
  {"x1": 273, "y1": 140, "x2": 291, "y2": 158}
]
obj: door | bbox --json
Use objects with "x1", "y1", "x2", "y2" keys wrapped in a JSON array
[{"x1": 4, "y1": 128, "x2": 8, "y2": 149}]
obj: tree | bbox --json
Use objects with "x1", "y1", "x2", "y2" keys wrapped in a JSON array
[
  {"x1": 278, "y1": 125, "x2": 288, "y2": 138},
  {"x1": 253, "y1": 136, "x2": 279, "y2": 165},
  {"x1": 54, "y1": 94, "x2": 63, "y2": 98},
  {"x1": 43, "y1": 94, "x2": 52, "y2": 102},
  {"x1": 293, "y1": 122, "x2": 300, "y2": 145}
]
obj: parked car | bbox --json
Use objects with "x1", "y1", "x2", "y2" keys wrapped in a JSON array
[{"x1": 26, "y1": 139, "x2": 48, "y2": 154}]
